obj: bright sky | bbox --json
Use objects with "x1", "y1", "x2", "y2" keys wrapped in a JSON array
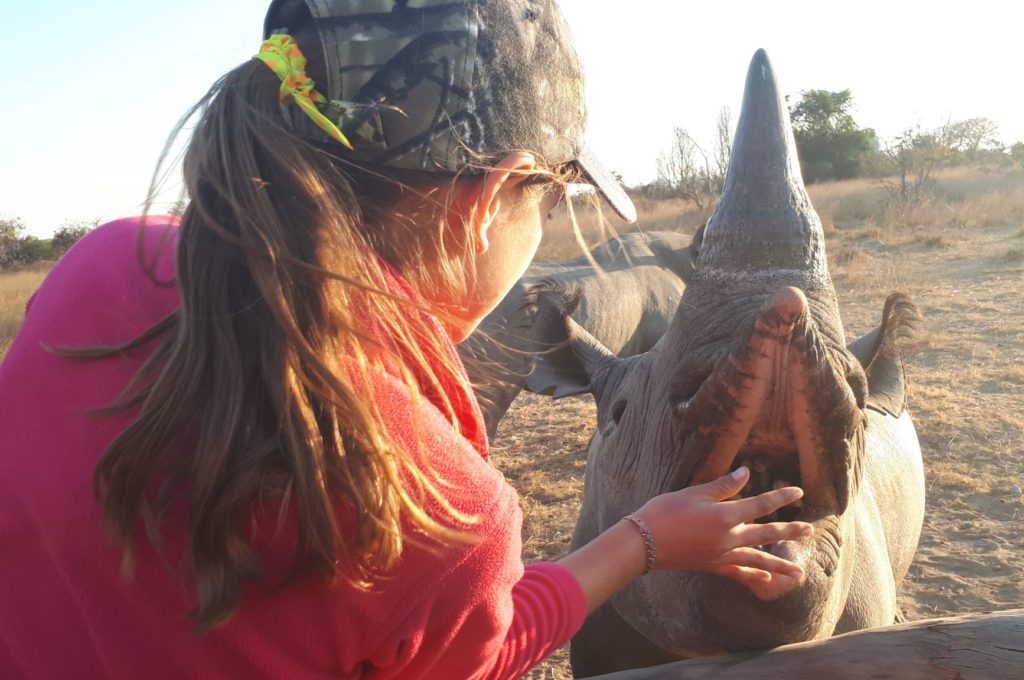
[{"x1": 4, "y1": 0, "x2": 1021, "y2": 238}]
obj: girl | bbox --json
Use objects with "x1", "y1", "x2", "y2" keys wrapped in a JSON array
[{"x1": 0, "y1": 1, "x2": 811, "y2": 677}]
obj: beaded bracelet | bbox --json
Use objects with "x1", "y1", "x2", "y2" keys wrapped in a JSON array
[{"x1": 623, "y1": 514, "x2": 657, "y2": 575}]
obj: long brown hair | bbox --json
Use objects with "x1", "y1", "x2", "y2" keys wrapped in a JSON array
[{"x1": 88, "y1": 37, "x2": 557, "y2": 631}]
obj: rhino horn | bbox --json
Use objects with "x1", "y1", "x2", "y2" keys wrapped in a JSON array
[{"x1": 699, "y1": 49, "x2": 828, "y2": 278}]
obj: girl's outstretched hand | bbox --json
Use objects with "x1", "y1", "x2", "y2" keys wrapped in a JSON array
[
  {"x1": 631, "y1": 466, "x2": 812, "y2": 583},
  {"x1": 558, "y1": 466, "x2": 812, "y2": 613}
]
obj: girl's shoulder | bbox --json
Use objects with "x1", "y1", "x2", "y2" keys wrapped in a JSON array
[
  {"x1": 361, "y1": 356, "x2": 515, "y2": 520},
  {"x1": 51, "y1": 216, "x2": 180, "y2": 295},
  {"x1": 19, "y1": 216, "x2": 181, "y2": 347}
]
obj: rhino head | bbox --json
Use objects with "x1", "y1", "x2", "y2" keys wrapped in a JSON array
[{"x1": 529, "y1": 50, "x2": 924, "y2": 675}]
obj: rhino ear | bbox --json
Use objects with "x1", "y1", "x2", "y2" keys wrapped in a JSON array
[
  {"x1": 846, "y1": 294, "x2": 923, "y2": 417},
  {"x1": 524, "y1": 288, "x2": 619, "y2": 399},
  {"x1": 647, "y1": 222, "x2": 704, "y2": 284},
  {"x1": 846, "y1": 326, "x2": 882, "y2": 369}
]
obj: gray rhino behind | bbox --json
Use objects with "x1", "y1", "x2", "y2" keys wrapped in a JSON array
[{"x1": 460, "y1": 229, "x2": 700, "y2": 439}]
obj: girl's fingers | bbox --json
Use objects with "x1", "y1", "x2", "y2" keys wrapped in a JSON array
[
  {"x1": 699, "y1": 466, "x2": 750, "y2": 501},
  {"x1": 714, "y1": 564, "x2": 771, "y2": 584},
  {"x1": 733, "y1": 521, "x2": 813, "y2": 549},
  {"x1": 725, "y1": 486, "x2": 804, "y2": 524},
  {"x1": 717, "y1": 547, "x2": 804, "y2": 578},
  {"x1": 715, "y1": 565, "x2": 804, "y2": 602}
]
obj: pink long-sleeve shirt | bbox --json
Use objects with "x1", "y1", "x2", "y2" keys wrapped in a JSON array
[{"x1": 0, "y1": 218, "x2": 586, "y2": 679}]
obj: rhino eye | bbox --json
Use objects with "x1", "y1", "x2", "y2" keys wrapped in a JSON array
[
  {"x1": 611, "y1": 399, "x2": 628, "y2": 425},
  {"x1": 600, "y1": 399, "x2": 628, "y2": 437},
  {"x1": 670, "y1": 368, "x2": 712, "y2": 405}
]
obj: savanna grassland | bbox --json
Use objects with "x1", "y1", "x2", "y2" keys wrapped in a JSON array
[
  {"x1": 491, "y1": 166, "x2": 1024, "y2": 678},
  {"x1": 0, "y1": 262, "x2": 50, "y2": 359},
  {"x1": 1, "y1": 167, "x2": 1021, "y2": 679}
]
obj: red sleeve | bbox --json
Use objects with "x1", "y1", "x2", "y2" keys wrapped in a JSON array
[
  {"x1": 487, "y1": 562, "x2": 588, "y2": 679},
  {"x1": 366, "y1": 525, "x2": 587, "y2": 680},
  {"x1": 355, "y1": 367, "x2": 588, "y2": 680}
]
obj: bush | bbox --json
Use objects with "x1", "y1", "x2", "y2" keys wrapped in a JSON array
[
  {"x1": 13, "y1": 237, "x2": 54, "y2": 264},
  {"x1": 1, "y1": 216, "x2": 93, "y2": 267},
  {"x1": 875, "y1": 119, "x2": 1006, "y2": 207},
  {"x1": 52, "y1": 220, "x2": 97, "y2": 256},
  {"x1": 1011, "y1": 142, "x2": 1024, "y2": 169}
]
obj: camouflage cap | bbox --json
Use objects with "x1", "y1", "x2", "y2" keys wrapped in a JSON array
[{"x1": 263, "y1": 0, "x2": 636, "y2": 222}]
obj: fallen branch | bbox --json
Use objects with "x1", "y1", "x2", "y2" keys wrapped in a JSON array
[{"x1": 586, "y1": 609, "x2": 1024, "y2": 679}]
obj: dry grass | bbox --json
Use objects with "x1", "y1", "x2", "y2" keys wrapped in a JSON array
[
  {"x1": 999, "y1": 247, "x2": 1024, "y2": 264},
  {"x1": 537, "y1": 195, "x2": 709, "y2": 262},
  {"x1": 806, "y1": 176, "x2": 889, "y2": 230},
  {"x1": 535, "y1": 166, "x2": 1024, "y2": 268},
  {"x1": 0, "y1": 262, "x2": 52, "y2": 360},
  {"x1": 810, "y1": 167, "x2": 1024, "y2": 239}
]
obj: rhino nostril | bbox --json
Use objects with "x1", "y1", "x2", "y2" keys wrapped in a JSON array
[{"x1": 768, "y1": 286, "x2": 808, "y2": 325}]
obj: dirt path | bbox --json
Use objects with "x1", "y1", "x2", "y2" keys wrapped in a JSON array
[
  {"x1": 490, "y1": 222, "x2": 1024, "y2": 678},
  {"x1": 841, "y1": 223, "x2": 1024, "y2": 619}
]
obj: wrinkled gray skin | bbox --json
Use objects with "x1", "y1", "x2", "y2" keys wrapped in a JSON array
[
  {"x1": 459, "y1": 229, "x2": 701, "y2": 439},
  {"x1": 528, "y1": 51, "x2": 926, "y2": 677}
]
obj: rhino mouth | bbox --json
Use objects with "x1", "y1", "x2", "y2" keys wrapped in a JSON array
[
  {"x1": 730, "y1": 451, "x2": 803, "y2": 526},
  {"x1": 677, "y1": 287, "x2": 852, "y2": 580}
]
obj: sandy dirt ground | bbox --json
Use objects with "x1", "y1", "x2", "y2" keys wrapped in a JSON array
[{"x1": 489, "y1": 221, "x2": 1024, "y2": 678}]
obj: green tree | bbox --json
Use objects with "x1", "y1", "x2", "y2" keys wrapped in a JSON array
[
  {"x1": 1010, "y1": 142, "x2": 1024, "y2": 169},
  {"x1": 942, "y1": 117, "x2": 1000, "y2": 162},
  {"x1": 789, "y1": 89, "x2": 875, "y2": 183},
  {"x1": 0, "y1": 216, "x2": 27, "y2": 267},
  {"x1": 52, "y1": 219, "x2": 99, "y2": 256}
]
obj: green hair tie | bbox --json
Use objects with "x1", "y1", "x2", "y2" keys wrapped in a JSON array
[{"x1": 254, "y1": 34, "x2": 354, "y2": 150}]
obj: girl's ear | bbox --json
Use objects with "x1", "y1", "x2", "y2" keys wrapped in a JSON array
[{"x1": 465, "y1": 152, "x2": 538, "y2": 254}]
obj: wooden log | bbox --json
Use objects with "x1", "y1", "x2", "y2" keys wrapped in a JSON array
[{"x1": 585, "y1": 609, "x2": 1024, "y2": 679}]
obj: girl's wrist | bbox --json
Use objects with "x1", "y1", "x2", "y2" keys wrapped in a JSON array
[
  {"x1": 558, "y1": 519, "x2": 649, "y2": 613},
  {"x1": 622, "y1": 514, "x2": 657, "y2": 574}
]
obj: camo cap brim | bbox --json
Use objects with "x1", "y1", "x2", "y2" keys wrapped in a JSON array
[{"x1": 264, "y1": 0, "x2": 636, "y2": 222}]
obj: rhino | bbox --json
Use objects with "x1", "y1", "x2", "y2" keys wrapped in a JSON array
[
  {"x1": 528, "y1": 50, "x2": 926, "y2": 677},
  {"x1": 459, "y1": 229, "x2": 701, "y2": 439}
]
